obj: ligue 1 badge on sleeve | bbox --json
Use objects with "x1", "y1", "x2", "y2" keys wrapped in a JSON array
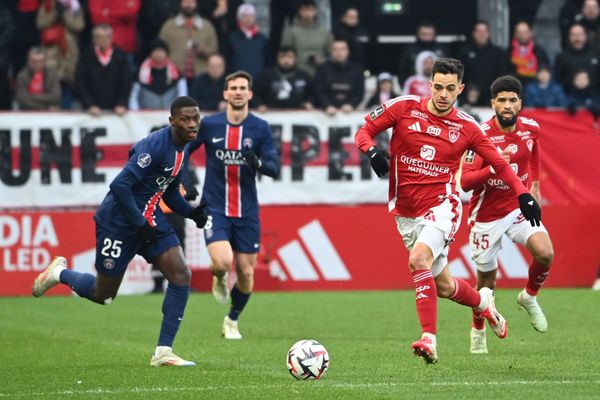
[
  {"x1": 137, "y1": 153, "x2": 152, "y2": 168},
  {"x1": 369, "y1": 105, "x2": 384, "y2": 120}
]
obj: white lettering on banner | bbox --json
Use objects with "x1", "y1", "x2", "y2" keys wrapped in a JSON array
[
  {"x1": 274, "y1": 220, "x2": 351, "y2": 282},
  {"x1": 0, "y1": 109, "x2": 496, "y2": 208},
  {"x1": 2, "y1": 248, "x2": 51, "y2": 271},
  {"x1": 0, "y1": 215, "x2": 58, "y2": 246}
]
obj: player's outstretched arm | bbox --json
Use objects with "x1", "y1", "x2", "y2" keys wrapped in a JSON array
[
  {"x1": 473, "y1": 136, "x2": 541, "y2": 226},
  {"x1": 109, "y1": 168, "x2": 147, "y2": 228},
  {"x1": 163, "y1": 178, "x2": 194, "y2": 218},
  {"x1": 460, "y1": 152, "x2": 492, "y2": 192}
]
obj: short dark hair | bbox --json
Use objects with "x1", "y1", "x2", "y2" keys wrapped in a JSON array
[
  {"x1": 278, "y1": 46, "x2": 296, "y2": 55},
  {"x1": 490, "y1": 75, "x2": 523, "y2": 98},
  {"x1": 432, "y1": 58, "x2": 464, "y2": 82},
  {"x1": 170, "y1": 96, "x2": 198, "y2": 116},
  {"x1": 224, "y1": 70, "x2": 253, "y2": 89}
]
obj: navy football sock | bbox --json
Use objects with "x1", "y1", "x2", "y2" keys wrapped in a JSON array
[
  {"x1": 158, "y1": 283, "x2": 189, "y2": 347},
  {"x1": 60, "y1": 269, "x2": 96, "y2": 301},
  {"x1": 228, "y1": 284, "x2": 251, "y2": 321}
]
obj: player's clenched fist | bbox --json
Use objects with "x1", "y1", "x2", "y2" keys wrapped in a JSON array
[
  {"x1": 190, "y1": 205, "x2": 209, "y2": 229},
  {"x1": 367, "y1": 146, "x2": 390, "y2": 177},
  {"x1": 518, "y1": 193, "x2": 542, "y2": 227},
  {"x1": 138, "y1": 222, "x2": 159, "y2": 244}
]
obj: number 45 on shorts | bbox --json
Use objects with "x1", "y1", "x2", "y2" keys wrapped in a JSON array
[{"x1": 472, "y1": 233, "x2": 489, "y2": 250}]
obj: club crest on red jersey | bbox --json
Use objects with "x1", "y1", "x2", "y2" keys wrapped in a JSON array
[
  {"x1": 526, "y1": 139, "x2": 534, "y2": 152},
  {"x1": 448, "y1": 129, "x2": 460, "y2": 143}
]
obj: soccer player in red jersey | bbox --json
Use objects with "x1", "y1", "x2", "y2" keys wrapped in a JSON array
[
  {"x1": 461, "y1": 75, "x2": 554, "y2": 354},
  {"x1": 354, "y1": 58, "x2": 541, "y2": 364}
]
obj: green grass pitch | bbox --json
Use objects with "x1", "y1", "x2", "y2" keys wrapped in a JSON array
[{"x1": 1, "y1": 289, "x2": 599, "y2": 399}]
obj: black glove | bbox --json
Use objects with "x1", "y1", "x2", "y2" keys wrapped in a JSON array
[
  {"x1": 190, "y1": 205, "x2": 208, "y2": 229},
  {"x1": 242, "y1": 145, "x2": 261, "y2": 170},
  {"x1": 518, "y1": 193, "x2": 542, "y2": 227},
  {"x1": 367, "y1": 146, "x2": 390, "y2": 177},
  {"x1": 138, "y1": 222, "x2": 158, "y2": 244},
  {"x1": 184, "y1": 186, "x2": 199, "y2": 201}
]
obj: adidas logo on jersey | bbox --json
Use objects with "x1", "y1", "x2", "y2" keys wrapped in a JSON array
[{"x1": 408, "y1": 121, "x2": 422, "y2": 132}]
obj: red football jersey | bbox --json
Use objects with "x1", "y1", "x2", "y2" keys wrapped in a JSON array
[
  {"x1": 355, "y1": 95, "x2": 529, "y2": 218},
  {"x1": 461, "y1": 116, "x2": 541, "y2": 223}
]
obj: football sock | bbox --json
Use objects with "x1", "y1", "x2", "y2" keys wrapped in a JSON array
[
  {"x1": 158, "y1": 283, "x2": 189, "y2": 347},
  {"x1": 472, "y1": 309, "x2": 486, "y2": 330},
  {"x1": 411, "y1": 269, "x2": 437, "y2": 335},
  {"x1": 526, "y1": 260, "x2": 550, "y2": 296},
  {"x1": 449, "y1": 278, "x2": 481, "y2": 307},
  {"x1": 228, "y1": 284, "x2": 251, "y2": 321},
  {"x1": 59, "y1": 269, "x2": 96, "y2": 301}
]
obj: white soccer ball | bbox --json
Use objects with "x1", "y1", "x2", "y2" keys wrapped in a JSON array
[{"x1": 286, "y1": 339, "x2": 329, "y2": 380}]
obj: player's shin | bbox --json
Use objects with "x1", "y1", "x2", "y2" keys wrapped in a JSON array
[
  {"x1": 60, "y1": 269, "x2": 97, "y2": 301},
  {"x1": 157, "y1": 283, "x2": 189, "y2": 347},
  {"x1": 411, "y1": 270, "x2": 437, "y2": 335},
  {"x1": 228, "y1": 284, "x2": 251, "y2": 321},
  {"x1": 525, "y1": 259, "x2": 550, "y2": 296}
]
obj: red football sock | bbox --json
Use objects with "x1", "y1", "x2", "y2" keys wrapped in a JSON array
[
  {"x1": 526, "y1": 259, "x2": 550, "y2": 296},
  {"x1": 472, "y1": 309, "x2": 486, "y2": 330},
  {"x1": 449, "y1": 278, "x2": 481, "y2": 308},
  {"x1": 411, "y1": 269, "x2": 437, "y2": 335}
]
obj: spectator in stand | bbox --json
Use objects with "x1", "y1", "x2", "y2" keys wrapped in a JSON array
[
  {"x1": 333, "y1": 7, "x2": 368, "y2": 67},
  {"x1": 129, "y1": 39, "x2": 187, "y2": 110},
  {"x1": 523, "y1": 64, "x2": 568, "y2": 108},
  {"x1": 36, "y1": 0, "x2": 85, "y2": 110},
  {"x1": 566, "y1": 69, "x2": 600, "y2": 117},
  {"x1": 508, "y1": 21, "x2": 550, "y2": 85},
  {"x1": 402, "y1": 50, "x2": 436, "y2": 98},
  {"x1": 314, "y1": 39, "x2": 364, "y2": 116},
  {"x1": 226, "y1": 4, "x2": 268, "y2": 78},
  {"x1": 15, "y1": 47, "x2": 61, "y2": 110},
  {"x1": 75, "y1": 24, "x2": 132, "y2": 116},
  {"x1": 253, "y1": 46, "x2": 314, "y2": 112},
  {"x1": 574, "y1": 0, "x2": 600, "y2": 50},
  {"x1": 554, "y1": 23, "x2": 600, "y2": 93},
  {"x1": 0, "y1": 4, "x2": 15, "y2": 110},
  {"x1": 88, "y1": 0, "x2": 140, "y2": 62},
  {"x1": 138, "y1": 0, "x2": 179, "y2": 58},
  {"x1": 159, "y1": 0, "x2": 219, "y2": 86},
  {"x1": 457, "y1": 20, "x2": 511, "y2": 106},
  {"x1": 366, "y1": 72, "x2": 400, "y2": 108},
  {"x1": 281, "y1": 0, "x2": 333, "y2": 76},
  {"x1": 189, "y1": 53, "x2": 227, "y2": 111},
  {"x1": 560, "y1": 0, "x2": 585, "y2": 43},
  {"x1": 198, "y1": 0, "x2": 243, "y2": 54},
  {"x1": 11, "y1": 0, "x2": 41, "y2": 75},
  {"x1": 397, "y1": 21, "x2": 448, "y2": 83}
]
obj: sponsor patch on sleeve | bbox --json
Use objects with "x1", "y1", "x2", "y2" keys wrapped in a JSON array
[
  {"x1": 137, "y1": 153, "x2": 152, "y2": 168},
  {"x1": 464, "y1": 150, "x2": 475, "y2": 164},
  {"x1": 369, "y1": 105, "x2": 385, "y2": 120}
]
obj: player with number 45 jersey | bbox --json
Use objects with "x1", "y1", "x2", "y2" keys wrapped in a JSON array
[
  {"x1": 461, "y1": 76, "x2": 554, "y2": 355},
  {"x1": 32, "y1": 96, "x2": 209, "y2": 367}
]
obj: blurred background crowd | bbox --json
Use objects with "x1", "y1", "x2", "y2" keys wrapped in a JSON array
[{"x1": 1, "y1": 0, "x2": 599, "y2": 118}]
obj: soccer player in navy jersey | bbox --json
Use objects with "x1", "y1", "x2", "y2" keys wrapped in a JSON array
[
  {"x1": 32, "y1": 96, "x2": 208, "y2": 367},
  {"x1": 188, "y1": 70, "x2": 280, "y2": 339}
]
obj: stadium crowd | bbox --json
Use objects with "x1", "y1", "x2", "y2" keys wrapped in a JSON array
[{"x1": 1, "y1": 0, "x2": 600, "y2": 117}]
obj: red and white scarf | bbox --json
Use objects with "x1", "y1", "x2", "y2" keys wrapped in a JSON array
[
  {"x1": 511, "y1": 38, "x2": 538, "y2": 78},
  {"x1": 95, "y1": 46, "x2": 113, "y2": 67},
  {"x1": 238, "y1": 22, "x2": 259, "y2": 39},
  {"x1": 138, "y1": 58, "x2": 180, "y2": 85},
  {"x1": 28, "y1": 71, "x2": 44, "y2": 95}
]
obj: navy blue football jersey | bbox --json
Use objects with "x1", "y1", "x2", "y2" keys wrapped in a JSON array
[
  {"x1": 188, "y1": 112, "x2": 279, "y2": 218},
  {"x1": 94, "y1": 126, "x2": 188, "y2": 229}
]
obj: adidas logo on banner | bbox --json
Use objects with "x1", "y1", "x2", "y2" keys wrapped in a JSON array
[
  {"x1": 269, "y1": 220, "x2": 351, "y2": 281},
  {"x1": 408, "y1": 121, "x2": 422, "y2": 132}
]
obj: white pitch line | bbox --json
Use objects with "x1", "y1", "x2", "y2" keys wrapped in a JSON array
[{"x1": 1, "y1": 380, "x2": 599, "y2": 398}]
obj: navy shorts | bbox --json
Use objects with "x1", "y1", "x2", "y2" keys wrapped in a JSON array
[
  {"x1": 204, "y1": 213, "x2": 260, "y2": 254},
  {"x1": 94, "y1": 219, "x2": 181, "y2": 277}
]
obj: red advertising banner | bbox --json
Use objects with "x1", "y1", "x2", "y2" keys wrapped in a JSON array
[{"x1": 1, "y1": 205, "x2": 599, "y2": 296}]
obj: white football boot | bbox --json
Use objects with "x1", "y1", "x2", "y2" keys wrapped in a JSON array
[
  {"x1": 470, "y1": 327, "x2": 488, "y2": 354},
  {"x1": 212, "y1": 272, "x2": 230, "y2": 304},
  {"x1": 479, "y1": 287, "x2": 508, "y2": 339},
  {"x1": 517, "y1": 290, "x2": 548, "y2": 333},
  {"x1": 150, "y1": 346, "x2": 196, "y2": 367},
  {"x1": 222, "y1": 315, "x2": 242, "y2": 340},
  {"x1": 32, "y1": 256, "x2": 67, "y2": 297}
]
